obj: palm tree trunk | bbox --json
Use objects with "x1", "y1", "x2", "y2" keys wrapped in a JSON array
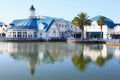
[
  {"x1": 100, "y1": 26, "x2": 102, "y2": 40},
  {"x1": 81, "y1": 28, "x2": 84, "y2": 40}
]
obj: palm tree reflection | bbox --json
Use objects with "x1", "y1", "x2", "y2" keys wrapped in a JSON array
[
  {"x1": 72, "y1": 44, "x2": 109, "y2": 71},
  {"x1": 96, "y1": 44, "x2": 105, "y2": 67},
  {"x1": 72, "y1": 53, "x2": 91, "y2": 71},
  {"x1": 96, "y1": 56, "x2": 105, "y2": 67}
]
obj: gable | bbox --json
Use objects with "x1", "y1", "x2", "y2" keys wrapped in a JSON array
[{"x1": 47, "y1": 21, "x2": 60, "y2": 32}]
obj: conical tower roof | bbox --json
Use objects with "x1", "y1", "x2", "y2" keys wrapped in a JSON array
[{"x1": 30, "y1": 5, "x2": 35, "y2": 11}]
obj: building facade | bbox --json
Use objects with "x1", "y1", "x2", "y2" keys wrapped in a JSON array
[
  {"x1": 84, "y1": 20, "x2": 108, "y2": 39},
  {"x1": 6, "y1": 5, "x2": 73, "y2": 40},
  {"x1": 74, "y1": 15, "x2": 119, "y2": 40}
]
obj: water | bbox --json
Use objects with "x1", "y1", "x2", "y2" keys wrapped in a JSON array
[{"x1": 0, "y1": 42, "x2": 120, "y2": 80}]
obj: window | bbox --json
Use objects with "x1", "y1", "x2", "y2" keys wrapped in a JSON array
[
  {"x1": 13, "y1": 32, "x2": 16, "y2": 34},
  {"x1": 65, "y1": 25, "x2": 67, "y2": 28},
  {"x1": 17, "y1": 32, "x2": 21, "y2": 35},
  {"x1": 23, "y1": 35, "x2": 27, "y2": 37},
  {"x1": 40, "y1": 33, "x2": 42, "y2": 35},
  {"x1": 53, "y1": 31, "x2": 56, "y2": 33},
  {"x1": 34, "y1": 32, "x2": 37, "y2": 35},
  {"x1": 18, "y1": 35, "x2": 22, "y2": 38},
  {"x1": 23, "y1": 32, "x2": 27, "y2": 34},
  {"x1": 13, "y1": 35, "x2": 16, "y2": 38},
  {"x1": 34, "y1": 35, "x2": 37, "y2": 37},
  {"x1": 59, "y1": 24, "x2": 61, "y2": 27},
  {"x1": 62, "y1": 25, "x2": 64, "y2": 27}
]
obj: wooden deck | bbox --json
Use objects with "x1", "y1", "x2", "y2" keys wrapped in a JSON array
[{"x1": 106, "y1": 42, "x2": 120, "y2": 46}]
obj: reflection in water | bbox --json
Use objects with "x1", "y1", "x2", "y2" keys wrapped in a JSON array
[
  {"x1": 0, "y1": 42, "x2": 120, "y2": 76},
  {"x1": 72, "y1": 44, "x2": 120, "y2": 71},
  {"x1": 83, "y1": 44, "x2": 107, "y2": 61},
  {"x1": 8, "y1": 43, "x2": 39, "y2": 76},
  {"x1": 72, "y1": 53, "x2": 91, "y2": 71},
  {"x1": 6, "y1": 42, "x2": 78, "y2": 75},
  {"x1": 0, "y1": 42, "x2": 8, "y2": 54}
]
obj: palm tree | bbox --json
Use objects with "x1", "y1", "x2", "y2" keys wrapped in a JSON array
[
  {"x1": 97, "y1": 16, "x2": 106, "y2": 40},
  {"x1": 72, "y1": 12, "x2": 91, "y2": 40}
]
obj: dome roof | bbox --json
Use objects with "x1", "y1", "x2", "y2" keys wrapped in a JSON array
[{"x1": 90, "y1": 15, "x2": 115, "y2": 28}]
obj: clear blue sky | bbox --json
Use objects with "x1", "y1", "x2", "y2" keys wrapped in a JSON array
[{"x1": 0, "y1": 0, "x2": 120, "y2": 24}]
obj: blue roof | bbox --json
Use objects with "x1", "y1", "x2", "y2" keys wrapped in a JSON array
[
  {"x1": 11, "y1": 18, "x2": 39, "y2": 30},
  {"x1": 44, "y1": 16, "x2": 71, "y2": 23},
  {"x1": 37, "y1": 17, "x2": 54, "y2": 31},
  {"x1": 10, "y1": 16, "x2": 70, "y2": 31},
  {"x1": 30, "y1": 5, "x2": 35, "y2": 11},
  {"x1": 12, "y1": 19, "x2": 26, "y2": 25},
  {"x1": 0, "y1": 22, "x2": 4, "y2": 26},
  {"x1": 10, "y1": 17, "x2": 54, "y2": 31},
  {"x1": 90, "y1": 15, "x2": 115, "y2": 28},
  {"x1": 65, "y1": 29, "x2": 73, "y2": 33}
]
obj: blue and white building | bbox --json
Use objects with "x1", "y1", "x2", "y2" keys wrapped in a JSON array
[
  {"x1": 6, "y1": 5, "x2": 73, "y2": 40},
  {"x1": 74, "y1": 15, "x2": 120, "y2": 40},
  {"x1": 5, "y1": 5, "x2": 120, "y2": 40}
]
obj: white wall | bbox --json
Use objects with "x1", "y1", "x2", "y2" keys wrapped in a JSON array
[
  {"x1": 47, "y1": 22, "x2": 61, "y2": 38},
  {"x1": 84, "y1": 21, "x2": 108, "y2": 39},
  {"x1": 114, "y1": 25, "x2": 120, "y2": 34},
  {"x1": 6, "y1": 29, "x2": 37, "y2": 38}
]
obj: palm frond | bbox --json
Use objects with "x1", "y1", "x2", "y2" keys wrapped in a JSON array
[{"x1": 72, "y1": 12, "x2": 91, "y2": 29}]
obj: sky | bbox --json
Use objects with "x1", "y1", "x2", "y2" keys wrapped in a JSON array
[{"x1": 0, "y1": 0, "x2": 120, "y2": 24}]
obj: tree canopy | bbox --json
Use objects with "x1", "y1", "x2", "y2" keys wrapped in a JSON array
[
  {"x1": 72, "y1": 12, "x2": 91, "y2": 29},
  {"x1": 72, "y1": 12, "x2": 91, "y2": 39}
]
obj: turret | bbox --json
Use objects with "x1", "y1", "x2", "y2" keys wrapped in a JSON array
[{"x1": 30, "y1": 5, "x2": 36, "y2": 18}]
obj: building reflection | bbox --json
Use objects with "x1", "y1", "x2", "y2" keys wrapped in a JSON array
[
  {"x1": 6, "y1": 42, "x2": 77, "y2": 75},
  {"x1": 0, "y1": 42, "x2": 8, "y2": 54},
  {"x1": 83, "y1": 44, "x2": 107, "y2": 61},
  {"x1": 0, "y1": 42, "x2": 119, "y2": 74},
  {"x1": 72, "y1": 44, "x2": 120, "y2": 71}
]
